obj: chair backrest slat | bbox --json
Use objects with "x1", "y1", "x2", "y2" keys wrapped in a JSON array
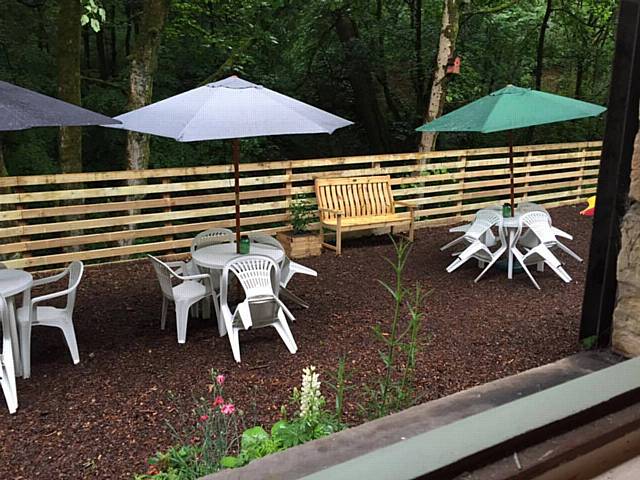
[
  {"x1": 315, "y1": 175, "x2": 395, "y2": 220},
  {"x1": 191, "y1": 228, "x2": 233, "y2": 256}
]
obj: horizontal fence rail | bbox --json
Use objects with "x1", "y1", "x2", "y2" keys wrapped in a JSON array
[{"x1": 0, "y1": 141, "x2": 601, "y2": 269}]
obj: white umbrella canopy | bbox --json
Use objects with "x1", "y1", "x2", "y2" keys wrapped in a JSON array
[
  {"x1": 111, "y1": 76, "x2": 352, "y2": 140},
  {"x1": 110, "y1": 75, "x2": 353, "y2": 249}
]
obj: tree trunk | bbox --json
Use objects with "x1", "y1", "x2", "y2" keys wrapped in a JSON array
[
  {"x1": 418, "y1": 0, "x2": 464, "y2": 153},
  {"x1": 96, "y1": 29, "x2": 109, "y2": 80},
  {"x1": 109, "y1": 3, "x2": 117, "y2": 75},
  {"x1": 0, "y1": 136, "x2": 7, "y2": 178},
  {"x1": 534, "y1": 0, "x2": 553, "y2": 91},
  {"x1": 413, "y1": 0, "x2": 425, "y2": 116},
  {"x1": 575, "y1": 59, "x2": 584, "y2": 99},
  {"x1": 82, "y1": 29, "x2": 91, "y2": 69},
  {"x1": 57, "y1": 0, "x2": 83, "y2": 174},
  {"x1": 335, "y1": 12, "x2": 390, "y2": 153},
  {"x1": 526, "y1": 0, "x2": 553, "y2": 143},
  {"x1": 125, "y1": 0, "x2": 171, "y2": 173}
]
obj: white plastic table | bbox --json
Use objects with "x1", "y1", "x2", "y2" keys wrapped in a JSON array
[
  {"x1": 488, "y1": 202, "x2": 549, "y2": 279},
  {"x1": 192, "y1": 243, "x2": 285, "y2": 270},
  {"x1": 0, "y1": 269, "x2": 33, "y2": 377},
  {"x1": 500, "y1": 215, "x2": 521, "y2": 280}
]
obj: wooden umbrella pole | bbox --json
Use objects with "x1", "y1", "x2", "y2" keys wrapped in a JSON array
[
  {"x1": 508, "y1": 130, "x2": 515, "y2": 212},
  {"x1": 232, "y1": 138, "x2": 241, "y2": 253}
]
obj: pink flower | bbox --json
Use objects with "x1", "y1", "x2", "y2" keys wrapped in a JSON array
[
  {"x1": 221, "y1": 403, "x2": 235, "y2": 415},
  {"x1": 213, "y1": 396, "x2": 224, "y2": 407},
  {"x1": 216, "y1": 374, "x2": 225, "y2": 386},
  {"x1": 199, "y1": 414, "x2": 209, "y2": 422}
]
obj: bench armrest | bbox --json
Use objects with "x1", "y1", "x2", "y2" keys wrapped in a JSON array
[
  {"x1": 394, "y1": 200, "x2": 416, "y2": 209},
  {"x1": 318, "y1": 207, "x2": 344, "y2": 215}
]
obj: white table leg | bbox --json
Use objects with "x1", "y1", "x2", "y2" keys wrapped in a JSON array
[
  {"x1": 6, "y1": 297, "x2": 23, "y2": 377},
  {"x1": 508, "y1": 230, "x2": 514, "y2": 280}
]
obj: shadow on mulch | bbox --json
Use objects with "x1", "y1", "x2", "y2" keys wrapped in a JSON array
[{"x1": 0, "y1": 205, "x2": 591, "y2": 479}]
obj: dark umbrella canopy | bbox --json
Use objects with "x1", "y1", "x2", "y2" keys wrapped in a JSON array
[{"x1": 0, "y1": 80, "x2": 120, "y2": 130}]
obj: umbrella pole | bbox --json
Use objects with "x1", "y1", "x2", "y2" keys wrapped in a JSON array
[
  {"x1": 508, "y1": 130, "x2": 515, "y2": 212},
  {"x1": 232, "y1": 138, "x2": 241, "y2": 253}
]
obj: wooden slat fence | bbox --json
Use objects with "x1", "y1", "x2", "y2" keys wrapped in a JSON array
[{"x1": 0, "y1": 141, "x2": 601, "y2": 269}]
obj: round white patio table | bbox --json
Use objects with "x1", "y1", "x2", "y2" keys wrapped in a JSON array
[
  {"x1": 192, "y1": 242, "x2": 285, "y2": 270},
  {"x1": 0, "y1": 269, "x2": 33, "y2": 377}
]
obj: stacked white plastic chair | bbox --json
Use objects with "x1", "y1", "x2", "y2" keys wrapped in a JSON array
[
  {"x1": 441, "y1": 211, "x2": 496, "y2": 252},
  {"x1": 248, "y1": 233, "x2": 318, "y2": 308},
  {"x1": 517, "y1": 209, "x2": 582, "y2": 263},
  {"x1": 510, "y1": 211, "x2": 573, "y2": 290},
  {"x1": 17, "y1": 261, "x2": 84, "y2": 379},
  {"x1": 446, "y1": 209, "x2": 505, "y2": 280},
  {"x1": 215, "y1": 255, "x2": 297, "y2": 363},
  {"x1": 0, "y1": 295, "x2": 17, "y2": 413},
  {"x1": 148, "y1": 255, "x2": 215, "y2": 343}
]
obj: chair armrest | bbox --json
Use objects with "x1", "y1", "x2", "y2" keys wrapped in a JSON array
[
  {"x1": 552, "y1": 227, "x2": 573, "y2": 240},
  {"x1": 175, "y1": 272, "x2": 210, "y2": 282},
  {"x1": 32, "y1": 269, "x2": 68, "y2": 287},
  {"x1": 31, "y1": 287, "x2": 74, "y2": 306},
  {"x1": 318, "y1": 207, "x2": 344, "y2": 216}
]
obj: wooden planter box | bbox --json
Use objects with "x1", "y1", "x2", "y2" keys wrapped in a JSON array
[{"x1": 277, "y1": 232, "x2": 322, "y2": 259}]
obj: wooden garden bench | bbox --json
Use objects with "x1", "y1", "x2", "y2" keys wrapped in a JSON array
[{"x1": 314, "y1": 175, "x2": 416, "y2": 255}]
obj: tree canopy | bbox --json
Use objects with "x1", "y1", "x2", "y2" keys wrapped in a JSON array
[{"x1": 0, "y1": 0, "x2": 616, "y2": 175}]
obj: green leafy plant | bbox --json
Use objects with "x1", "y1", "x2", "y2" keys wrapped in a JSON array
[
  {"x1": 221, "y1": 366, "x2": 341, "y2": 469},
  {"x1": 363, "y1": 237, "x2": 428, "y2": 418},
  {"x1": 326, "y1": 355, "x2": 355, "y2": 423},
  {"x1": 290, "y1": 195, "x2": 315, "y2": 235},
  {"x1": 136, "y1": 371, "x2": 242, "y2": 479}
]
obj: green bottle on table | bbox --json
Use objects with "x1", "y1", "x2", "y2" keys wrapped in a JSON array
[
  {"x1": 239, "y1": 236, "x2": 250, "y2": 254},
  {"x1": 502, "y1": 203, "x2": 512, "y2": 218}
]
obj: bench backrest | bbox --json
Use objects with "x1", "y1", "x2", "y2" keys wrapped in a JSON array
[{"x1": 315, "y1": 175, "x2": 395, "y2": 220}]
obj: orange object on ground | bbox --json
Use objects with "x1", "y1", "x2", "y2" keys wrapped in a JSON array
[{"x1": 580, "y1": 196, "x2": 596, "y2": 216}]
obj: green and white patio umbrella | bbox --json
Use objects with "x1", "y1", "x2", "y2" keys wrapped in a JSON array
[{"x1": 416, "y1": 85, "x2": 606, "y2": 210}]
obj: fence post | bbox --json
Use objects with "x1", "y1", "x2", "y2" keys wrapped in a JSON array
[
  {"x1": 456, "y1": 155, "x2": 467, "y2": 218},
  {"x1": 576, "y1": 147, "x2": 587, "y2": 201},
  {"x1": 162, "y1": 178, "x2": 174, "y2": 253},
  {"x1": 522, "y1": 151, "x2": 533, "y2": 200},
  {"x1": 286, "y1": 161, "x2": 293, "y2": 231},
  {"x1": 14, "y1": 186, "x2": 31, "y2": 259}
]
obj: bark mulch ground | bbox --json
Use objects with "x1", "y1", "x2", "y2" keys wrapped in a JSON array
[{"x1": 0, "y1": 205, "x2": 592, "y2": 479}]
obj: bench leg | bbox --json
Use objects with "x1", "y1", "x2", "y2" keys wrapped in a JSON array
[
  {"x1": 408, "y1": 215, "x2": 415, "y2": 242},
  {"x1": 336, "y1": 217, "x2": 342, "y2": 256}
]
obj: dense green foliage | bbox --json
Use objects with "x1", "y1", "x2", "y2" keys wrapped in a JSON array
[{"x1": 0, "y1": 0, "x2": 615, "y2": 175}]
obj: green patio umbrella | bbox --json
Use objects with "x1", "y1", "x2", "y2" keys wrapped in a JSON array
[{"x1": 416, "y1": 85, "x2": 606, "y2": 210}]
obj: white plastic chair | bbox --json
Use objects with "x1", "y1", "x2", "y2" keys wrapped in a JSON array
[
  {"x1": 0, "y1": 295, "x2": 17, "y2": 414},
  {"x1": 17, "y1": 261, "x2": 84, "y2": 379},
  {"x1": 446, "y1": 209, "x2": 504, "y2": 274},
  {"x1": 510, "y1": 212, "x2": 573, "y2": 289},
  {"x1": 148, "y1": 255, "x2": 216, "y2": 343},
  {"x1": 249, "y1": 234, "x2": 318, "y2": 309},
  {"x1": 215, "y1": 255, "x2": 297, "y2": 363},
  {"x1": 441, "y1": 210, "x2": 497, "y2": 251},
  {"x1": 188, "y1": 228, "x2": 233, "y2": 315},
  {"x1": 517, "y1": 210, "x2": 582, "y2": 263}
]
